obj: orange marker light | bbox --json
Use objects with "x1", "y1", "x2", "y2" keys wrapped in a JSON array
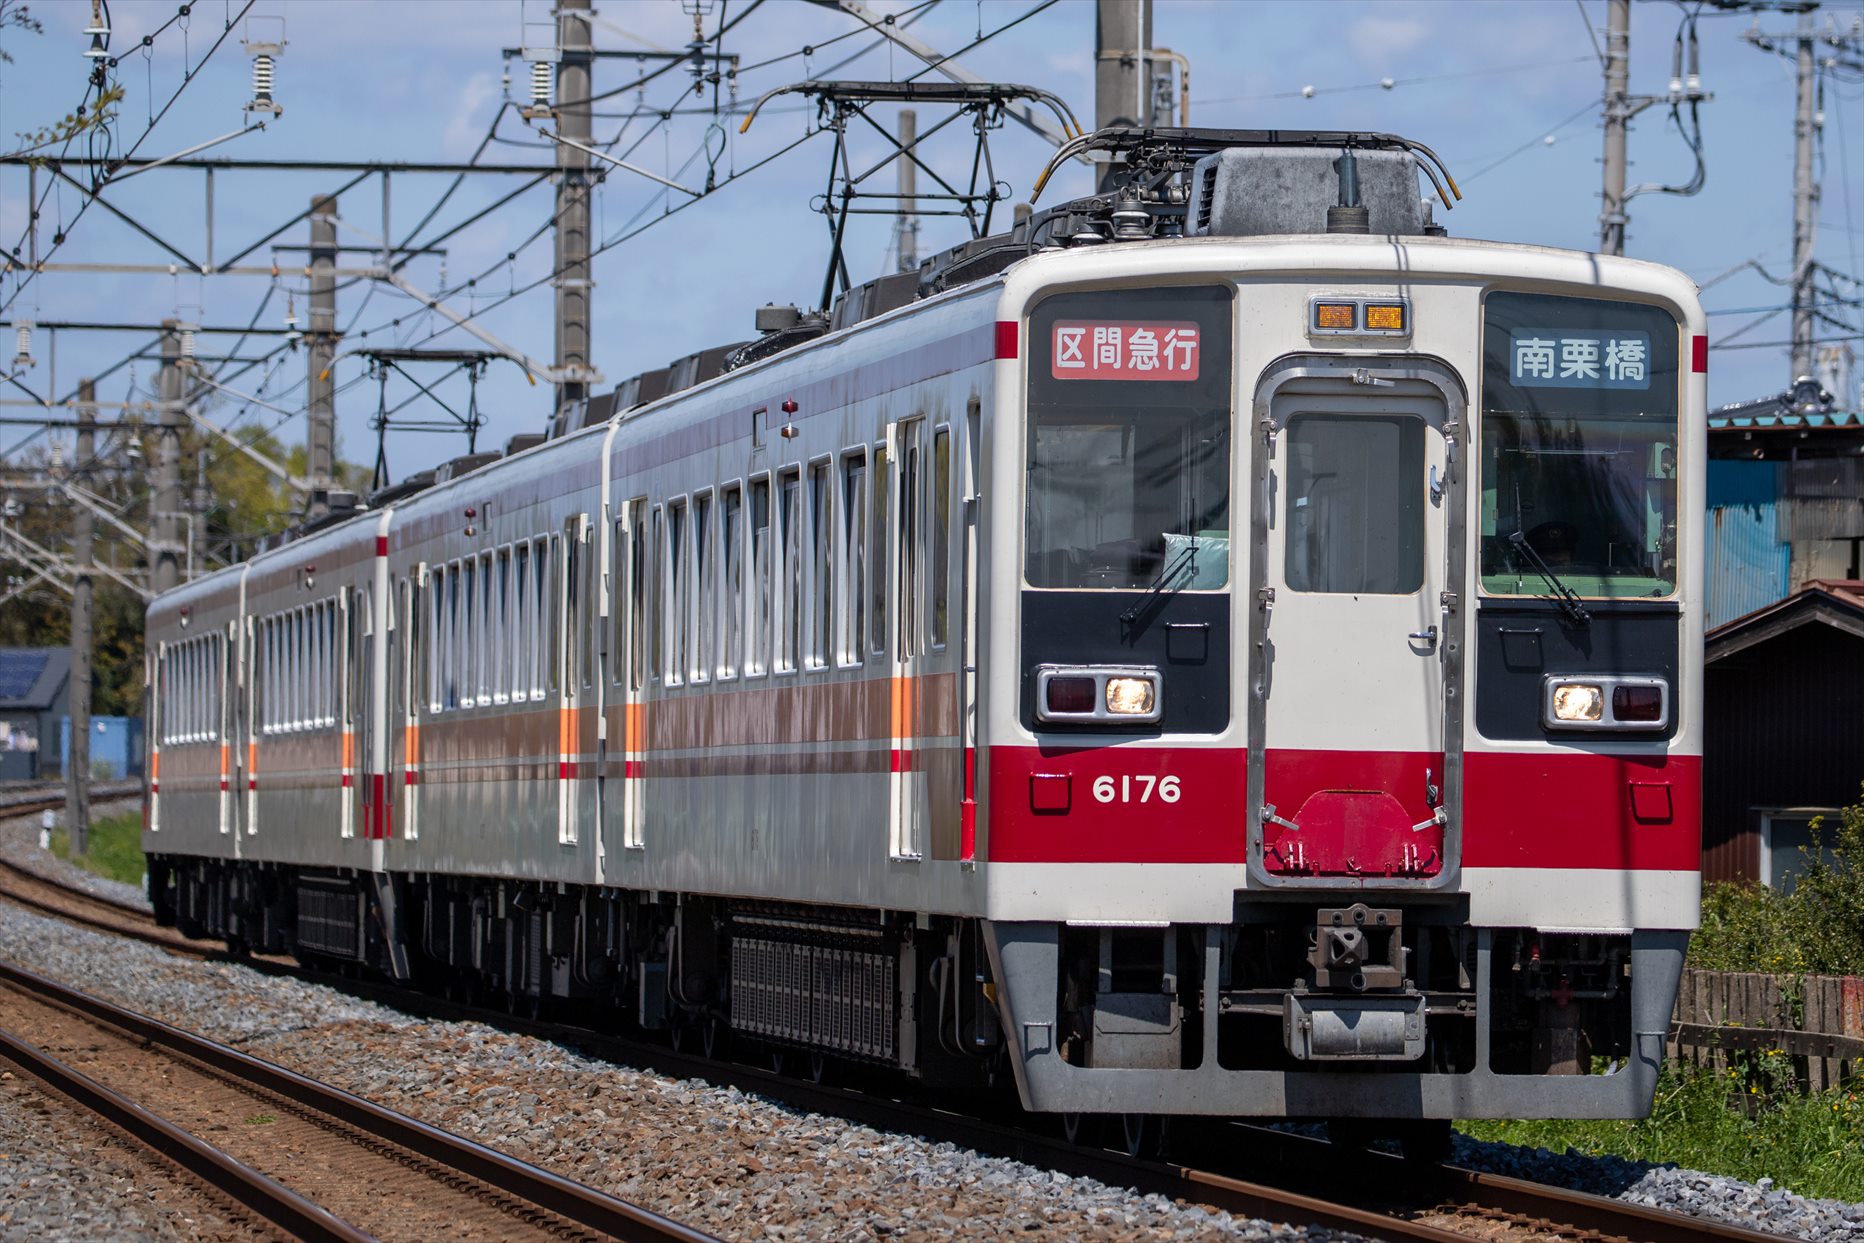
[
  {"x1": 1314, "y1": 303, "x2": 1356, "y2": 330},
  {"x1": 1364, "y1": 303, "x2": 1408, "y2": 332}
]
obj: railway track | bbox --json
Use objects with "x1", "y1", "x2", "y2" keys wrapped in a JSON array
[
  {"x1": 0, "y1": 959, "x2": 716, "y2": 1243},
  {"x1": 0, "y1": 800, "x2": 1795, "y2": 1243}
]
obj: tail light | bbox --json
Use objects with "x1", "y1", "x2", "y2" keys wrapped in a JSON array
[{"x1": 1035, "y1": 665, "x2": 1163, "y2": 725}]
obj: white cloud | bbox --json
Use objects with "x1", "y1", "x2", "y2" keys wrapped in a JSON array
[
  {"x1": 441, "y1": 71, "x2": 499, "y2": 159},
  {"x1": 1346, "y1": 14, "x2": 1430, "y2": 66}
]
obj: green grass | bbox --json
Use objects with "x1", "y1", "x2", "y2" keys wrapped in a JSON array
[
  {"x1": 1458, "y1": 1056, "x2": 1864, "y2": 1202},
  {"x1": 49, "y1": 809, "x2": 147, "y2": 886}
]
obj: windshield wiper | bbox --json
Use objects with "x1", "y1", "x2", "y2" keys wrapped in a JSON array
[
  {"x1": 1121, "y1": 541, "x2": 1199, "y2": 629},
  {"x1": 1508, "y1": 530, "x2": 1591, "y2": 627}
]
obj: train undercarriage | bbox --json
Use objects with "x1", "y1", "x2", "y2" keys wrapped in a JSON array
[{"x1": 147, "y1": 854, "x2": 1684, "y2": 1129}]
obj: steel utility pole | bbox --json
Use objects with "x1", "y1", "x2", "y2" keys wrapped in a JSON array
[
  {"x1": 1095, "y1": 0, "x2": 1152, "y2": 193},
  {"x1": 553, "y1": 4, "x2": 594, "y2": 422},
  {"x1": 65, "y1": 379, "x2": 95, "y2": 854},
  {"x1": 151, "y1": 322, "x2": 184, "y2": 595},
  {"x1": 1743, "y1": 7, "x2": 1864, "y2": 385},
  {"x1": 897, "y1": 108, "x2": 919, "y2": 272},
  {"x1": 307, "y1": 193, "x2": 338, "y2": 515},
  {"x1": 1599, "y1": 0, "x2": 1632, "y2": 255}
]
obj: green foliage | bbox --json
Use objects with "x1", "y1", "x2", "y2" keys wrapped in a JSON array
[
  {"x1": 1460, "y1": 1057, "x2": 1864, "y2": 1202},
  {"x1": 1690, "y1": 785, "x2": 1864, "y2": 976},
  {"x1": 10, "y1": 85, "x2": 123, "y2": 159},
  {"x1": 50, "y1": 809, "x2": 146, "y2": 887}
]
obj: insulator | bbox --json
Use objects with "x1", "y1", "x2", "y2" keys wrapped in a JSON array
[
  {"x1": 530, "y1": 60, "x2": 551, "y2": 107},
  {"x1": 180, "y1": 329, "x2": 197, "y2": 359},
  {"x1": 12, "y1": 326, "x2": 30, "y2": 367},
  {"x1": 252, "y1": 54, "x2": 275, "y2": 104}
]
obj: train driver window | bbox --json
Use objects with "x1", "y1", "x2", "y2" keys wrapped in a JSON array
[
  {"x1": 1285, "y1": 414, "x2": 1426, "y2": 595},
  {"x1": 1479, "y1": 292, "x2": 1680, "y2": 599},
  {"x1": 1024, "y1": 286, "x2": 1233, "y2": 591}
]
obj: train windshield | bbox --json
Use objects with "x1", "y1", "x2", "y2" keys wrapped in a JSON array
[
  {"x1": 1024, "y1": 285, "x2": 1234, "y2": 590},
  {"x1": 1479, "y1": 292, "x2": 1680, "y2": 600}
]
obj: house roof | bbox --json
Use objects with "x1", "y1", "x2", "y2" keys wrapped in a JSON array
[
  {"x1": 0, "y1": 648, "x2": 70, "y2": 712},
  {"x1": 1706, "y1": 583, "x2": 1864, "y2": 663}
]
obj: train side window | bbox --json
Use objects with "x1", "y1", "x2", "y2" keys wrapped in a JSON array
[
  {"x1": 464, "y1": 558, "x2": 480, "y2": 710},
  {"x1": 664, "y1": 498, "x2": 687, "y2": 686},
  {"x1": 870, "y1": 444, "x2": 888, "y2": 657},
  {"x1": 840, "y1": 452, "x2": 867, "y2": 667},
  {"x1": 650, "y1": 508, "x2": 664, "y2": 684},
  {"x1": 611, "y1": 517, "x2": 627, "y2": 686},
  {"x1": 777, "y1": 468, "x2": 801, "y2": 673},
  {"x1": 511, "y1": 545, "x2": 529, "y2": 698},
  {"x1": 720, "y1": 485, "x2": 742, "y2": 679},
  {"x1": 535, "y1": 538, "x2": 553, "y2": 700},
  {"x1": 933, "y1": 427, "x2": 951, "y2": 649},
  {"x1": 285, "y1": 610, "x2": 298, "y2": 730},
  {"x1": 628, "y1": 500, "x2": 647, "y2": 691},
  {"x1": 808, "y1": 460, "x2": 833, "y2": 670},
  {"x1": 748, "y1": 477, "x2": 770, "y2": 677},
  {"x1": 547, "y1": 534, "x2": 561, "y2": 695},
  {"x1": 493, "y1": 548, "x2": 511, "y2": 704},
  {"x1": 900, "y1": 422, "x2": 923, "y2": 658},
  {"x1": 446, "y1": 563, "x2": 461, "y2": 710},
  {"x1": 577, "y1": 519, "x2": 595, "y2": 691},
  {"x1": 693, "y1": 491, "x2": 714, "y2": 684},
  {"x1": 563, "y1": 530, "x2": 581, "y2": 694},
  {"x1": 481, "y1": 551, "x2": 497, "y2": 705}
]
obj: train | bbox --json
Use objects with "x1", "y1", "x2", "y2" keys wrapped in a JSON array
[{"x1": 143, "y1": 128, "x2": 1705, "y2": 1151}]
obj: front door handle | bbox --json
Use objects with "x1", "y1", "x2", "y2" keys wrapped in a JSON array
[{"x1": 1407, "y1": 625, "x2": 1438, "y2": 647}]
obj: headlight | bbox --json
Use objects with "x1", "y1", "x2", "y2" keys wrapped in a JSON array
[
  {"x1": 1104, "y1": 677, "x2": 1156, "y2": 716},
  {"x1": 1035, "y1": 665, "x2": 1162, "y2": 725},
  {"x1": 1542, "y1": 675, "x2": 1669, "y2": 731},
  {"x1": 1550, "y1": 683, "x2": 1603, "y2": 722}
]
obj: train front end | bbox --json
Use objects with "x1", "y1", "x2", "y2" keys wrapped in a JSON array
[{"x1": 979, "y1": 218, "x2": 1705, "y2": 1121}]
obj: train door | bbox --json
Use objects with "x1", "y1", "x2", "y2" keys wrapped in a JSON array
[
  {"x1": 603, "y1": 499, "x2": 647, "y2": 863},
  {"x1": 1247, "y1": 358, "x2": 1467, "y2": 887},
  {"x1": 558, "y1": 514, "x2": 596, "y2": 849},
  {"x1": 887, "y1": 417, "x2": 946, "y2": 860},
  {"x1": 391, "y1": 575, "x2": 412, "y2": 840}
]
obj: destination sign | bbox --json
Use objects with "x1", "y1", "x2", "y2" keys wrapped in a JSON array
[
  {"x1": 1051, "y1": 320, "x2": 1201, "y2": 381},
  {"x1": 1509, "y1": 329, "x2": 1651, "y2": 390}
]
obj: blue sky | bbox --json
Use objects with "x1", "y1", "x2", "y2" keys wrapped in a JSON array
[{"x1": 2, "y1": 0, "x2": 1861, "y2": 480}]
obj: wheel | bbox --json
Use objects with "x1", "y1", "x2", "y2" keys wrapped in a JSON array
[
  {"x1": 807, "y1": 1051, "x2": 827, "y2": 1084},
  {"x1": 1060, "y1": 1112, "x2": 1087, "y2": 1145},
  {"x1": 1398, "y1": 1119, "x2": 1454, "y2": 1165},
  {"x1": 669, "y1": 1020, "x2": 687, "y2": 1053},
  {"x1": 770, "y1": 1048, "x2": 789, "y2": 1076},
  {"x1": 1120, "y1": 1113, "x2": 1156, "y2": 1159},
  {"x1": 700, "y1": 1018, "x2": 721, "y2": 1060}
]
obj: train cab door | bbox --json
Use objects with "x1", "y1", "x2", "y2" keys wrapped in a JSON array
[
  {"x1": 1247, "y1": 358, "x2": 1468, "y2": 888},
  {"x1": 558, "y1": 514, "x2": 597, "y2": 852}
]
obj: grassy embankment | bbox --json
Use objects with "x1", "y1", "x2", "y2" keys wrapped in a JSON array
[
  {"x1": 1460, "y1": 790, "x2": 1864, "y2": 1203},
  {"x1": 50, "y1": 808, "x2": 146, "y2": 886}
]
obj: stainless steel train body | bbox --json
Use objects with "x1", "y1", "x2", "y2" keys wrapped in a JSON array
[{"x1": 146, "y1": 172, "x2": 1706, "y2": 1125}]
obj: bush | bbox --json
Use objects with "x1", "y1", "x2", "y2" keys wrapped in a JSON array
[{"x1": 1690, "y1": 784, "x2": 1864, "y2": 976}]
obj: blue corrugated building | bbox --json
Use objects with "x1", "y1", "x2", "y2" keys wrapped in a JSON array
[{"x1": 1706, "y1": 385, "x2": 1863, "y2": 629}]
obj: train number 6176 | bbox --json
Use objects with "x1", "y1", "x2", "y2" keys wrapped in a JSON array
[{"x1": 1091, "y1": 775, "x2": 1182, "y2": 805}]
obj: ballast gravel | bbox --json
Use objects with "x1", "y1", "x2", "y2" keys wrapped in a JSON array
[
  {"x1": 1447, "y1": 1133, "x2": 1864, "y2": 1242},
  {"x1": 0, "y1": 897, "x2": 1349, "y2": 1241},
  {"x1": 2, "y1": 809, "x2": 1859, "y2": 1240}
]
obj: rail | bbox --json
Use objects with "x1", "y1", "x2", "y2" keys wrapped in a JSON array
[{"x1": 0, "y1": 959, "x2": 717, "y2": 1243}]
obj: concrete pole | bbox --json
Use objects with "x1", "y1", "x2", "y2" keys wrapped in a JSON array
[
  {"x1": 897, "y1": 108, "x2": 919, "y2": 272},
  {"x1": 151, "y1": 323, "x2": 183, "y2": 596},
  {"x1": 553, "y1": 4, "x2": 594, "y2": 423},
  {"x1": 307, "y1": 193, "x2": 338, "y2": 515},
  {"x1": 66, "y1": 379, "x2": 94, "y2": 855},
  {"x1": 191, "y1": 454, "x2": 209, "y2": 576},
  {"x1": 1094, "y1": 0, "x2": 1152, "y2": 194},
  {"x1": 1598, "y1": 0, "x2": 1631, "y2": 256},
  {"x1": 1790, "y1": 9, "x2": 1818, "y2": 383}
]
